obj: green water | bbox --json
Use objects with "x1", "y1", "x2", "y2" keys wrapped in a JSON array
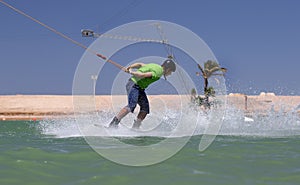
[{"x1": 1, "y1": 121, "x2": 300, "y2": 185}]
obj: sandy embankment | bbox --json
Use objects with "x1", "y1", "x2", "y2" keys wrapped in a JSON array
[
  {"x1": 0, "y1": 94, "x2": 299, "y2": 121},
  {"x1": 0, "y1": 95, "x2": 186, "y2": 121}
]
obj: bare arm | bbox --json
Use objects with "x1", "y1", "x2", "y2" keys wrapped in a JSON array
[
  {"x1": 126, "y1": 62, "x2": 152, "y2": 78},
  {"x1": 125, "y1": 62, "x2": 145, "y2": 73},
  {"x1": 128, "y1": 62, "x2": 145, "y2": 69}
]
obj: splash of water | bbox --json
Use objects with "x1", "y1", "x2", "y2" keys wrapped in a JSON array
[
  {"x1": 38, "y1": 103, "x2": 300, "y2": 138},
  {"x1": 220, "y1": 104, "x2": 300, "y2": 137}
]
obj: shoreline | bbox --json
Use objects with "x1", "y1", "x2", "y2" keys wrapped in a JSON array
[{"x1": 0, "y1": 94, "x2": 299, "y2": 121}]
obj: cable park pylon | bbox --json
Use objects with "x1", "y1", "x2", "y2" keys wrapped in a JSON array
[
  {"x1": 0, "y1": 0, "x2": 181, "y2": 78},
  {"x1": 0, "y1": 0, "x2": 136, "y2": 72},
  {"x1": 81, "y1": 29, "x2": 166, "y2": 44}
]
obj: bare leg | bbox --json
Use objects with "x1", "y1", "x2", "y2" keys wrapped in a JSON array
[
  {"x1": 132, "y1": 111, "x2": 147, "y2": 129},
  {"x1": 109, "y1": 106, "x2": 130, "y2": 127},
  {"x1": 137, "y1": 111, "x2": 147, "y2": 120},
  {"x1": 116, "y1": 106, "x2": 131, "y2": 120}
]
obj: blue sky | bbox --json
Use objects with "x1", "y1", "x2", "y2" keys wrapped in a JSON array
[{"x1": 0, "y1": 0, "x2": 299, "y2": 95}]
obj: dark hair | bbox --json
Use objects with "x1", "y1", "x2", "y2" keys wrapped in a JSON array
[{"x1": 162, "y1": 59, "x2": 176, "y2": 72}]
